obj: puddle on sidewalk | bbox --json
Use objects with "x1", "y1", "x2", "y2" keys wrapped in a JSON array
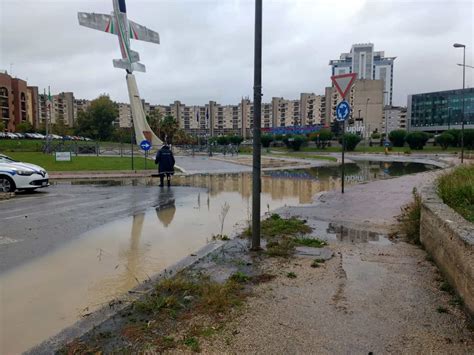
[
  {"x1": 305, "y1": 220, "x2": 393, "y2": 246},
  {"x1": 0, "y1": 160, "x2": 435, "y2": 353}
]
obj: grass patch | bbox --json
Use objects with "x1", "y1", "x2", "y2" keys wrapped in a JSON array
[
  {"x1": 183, "y1": 336, "x2": 200, "y2": 352},
  {"x1": 293, "y1": 237, "x2": 328, "y2": 248},
  {"x1": 229, "y1": 271, "x2": 251, "y2": 283},
  {"x1": 5, "y1": 152, "x2": 156, "y2": 171},
  {"x1": 437, "y1": 165, "x2": 474, "y2": 223},
  {"x1": 244, "y1": 213, "x2": 312, "y2": 239},
  {"x1": 448, "y1": 296, "x2": 464, "y2": 307},
  {"x1": 286, "y1": 272, "x2": 297, "y2": 279},
  {"x1": 265, "y1": 151, "x2": 337, "y2": 162},
  {"x1": 266, "y1": 238, "x2": 296, "y2": 258},
  {"x1": 398, "y1": 188, "x2": 422, "y2": 244}
]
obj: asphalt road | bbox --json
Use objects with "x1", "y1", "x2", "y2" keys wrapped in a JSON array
[{"x1": 0, "y1": 183, "x2": 201, "y2": 273}]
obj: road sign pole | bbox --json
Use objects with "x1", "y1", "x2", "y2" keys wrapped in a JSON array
[
  {"x1": 145, "y1": 150, "x2": 147, "y2": 170},
  {"x1": 251, "y1": 0, "x2": 262, "y2": 251},
  {"x1": 342, "y1": 120, "x2": 345, "y2": 194}
]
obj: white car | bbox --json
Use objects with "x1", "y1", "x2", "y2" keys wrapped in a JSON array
[{"x1": 0, "y1": 154, "x2": 49, "y2": 192}]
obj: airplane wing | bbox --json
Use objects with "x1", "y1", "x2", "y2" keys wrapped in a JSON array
[
  {"x1": 129, "y1": 20, "x2": 160, "y2": 44},
  {"x1": 78, "y1": 12, "x2": 116, "y2": 35}
]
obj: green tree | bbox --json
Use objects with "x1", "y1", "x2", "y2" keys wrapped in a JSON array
[
  {"x1": 446, "y1": 129, "x2": 461, "y2": 147},
  {"x1": 0, "y1": 120, "x2": 5, "y2": 132},
  {"x1": 75, "y1": 95, "x2": 118, "y2": 141},
  {"x1": 157, "y1": 115, "x2": 179, "y2": 144},
  {"x1": 435, "y1": 132, "x2": 455, "y2": 150},
  {"x1": 340, "y1": 133, "x2": 361, "y2": 151},
  {"x1": 310, "y1": 129, "x2": 333, "y2": 148},
  {"x1": 147, "y1": 110, "x2": 162, "y2": 135},
  {"x1": 406, "y1": 132, "x2": 429, "y2": 150},
  {"x1": 261, "y1": 134, "x2": 274, "y2": 148},
  {"x1": 388, "y1": 129, "x2": 407, "y2": 147},
  {"x1": 16, "y1": 121, "x2": 33, "y2": 133},
  {"x1": 216, "y1": 136, "x2": 230, "y2": 145},
  {"x1": 464, "y1": 129, "x2": 474, "y2": 149}
]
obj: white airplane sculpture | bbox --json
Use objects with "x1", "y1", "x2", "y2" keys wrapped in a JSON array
[{"x1": 78, "y1": 0, "x2": 163, "y2": 147}]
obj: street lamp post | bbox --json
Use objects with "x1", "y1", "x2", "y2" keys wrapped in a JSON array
[
  {"x1": 453, "y1": 43, "x2": 466, "y2": 163},
  {"x1": 365, "y1": 98, "x2": 370, "y2": 145}
]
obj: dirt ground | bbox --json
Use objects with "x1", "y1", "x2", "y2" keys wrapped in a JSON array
[{"x1": 196, "y1": 171, "x2": 473, "y2": 354}]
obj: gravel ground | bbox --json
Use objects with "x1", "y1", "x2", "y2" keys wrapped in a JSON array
[{"x1": 197, "y1": 170, "x2": 474, "y2": 354}]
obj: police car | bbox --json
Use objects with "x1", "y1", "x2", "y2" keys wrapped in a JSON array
[{"x1": 0, "y1": 154, "x2": 49, "y2": 192}]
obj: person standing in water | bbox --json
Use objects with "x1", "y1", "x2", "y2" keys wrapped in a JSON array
[{"x1": 155, "y1": 144, "x2": 175, "y2": 187}]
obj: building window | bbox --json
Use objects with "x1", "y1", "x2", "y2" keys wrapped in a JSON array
[{"x1": 0, "y1": 87, "x2": 9, "y2": 120}]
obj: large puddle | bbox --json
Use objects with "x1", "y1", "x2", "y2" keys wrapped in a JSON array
[{"x1": 0, "y1": 161, "x2": 437, "y2": 353}]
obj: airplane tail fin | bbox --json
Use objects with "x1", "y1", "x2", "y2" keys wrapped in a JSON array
[{"x1": 113, "y1": 59, "x2": 146, "y2": 73}]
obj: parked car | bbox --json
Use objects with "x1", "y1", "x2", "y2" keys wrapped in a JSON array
[
  {"x1": 0, "y1": 154, "x2": 49, "y2": 192},
  {"x1": 6, "y1": 132, "x2": 19, "y2": 139}
]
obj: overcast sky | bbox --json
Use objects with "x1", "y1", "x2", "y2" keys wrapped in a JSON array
[{"x1": 0, "y1": 0, "x2": 473, "y2": 106}]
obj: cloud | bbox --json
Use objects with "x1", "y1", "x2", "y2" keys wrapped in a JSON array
[{"x1": 0, "y1": 0, "x2": 472, "y2": 108}]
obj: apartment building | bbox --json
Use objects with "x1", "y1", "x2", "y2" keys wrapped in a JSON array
[
  {"x1": 382, "y1": 106, "x2": 407, "y2": 134},
  {"x1": 329, "y1": 43, "x2": 395, "y2": 105}
]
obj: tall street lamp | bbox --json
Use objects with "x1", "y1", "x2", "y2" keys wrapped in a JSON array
[
  {"x1": 457, "y1": 63, "x2": 474, "y2": 69},
  {"x1": 453, "y1": 43, "x2": 466, "y2": 163}
]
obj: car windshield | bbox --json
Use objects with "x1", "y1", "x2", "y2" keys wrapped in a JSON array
[{"x1": 0, "y1": 155, "x2": 17, "y2": 163}]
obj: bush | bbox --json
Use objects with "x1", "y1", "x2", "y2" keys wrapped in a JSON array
[
  {"x1": 435, "y1": 132, "x2": 455, "y2": 150},
  {"x1": 310, "y1": 129, "x2": 333, "y2": 149},
  {"x1": 228, "y1": 135, "x2": 243, "y2": 145},
  {"x1": 446, "y1": 129, "x2": 461, "y2": 147},
  {"x1": 339, "y1": 133, "x2": 361, "y2": 151},
  {"x1": 216, "y1": 136, "x2": 229, "y2": 145},
  {"x1": 388, "y1": 129, "x2": 407, "y2": 147},
  {"x1": 261, "y1": 134, "x2": 273, "y2": 148},
  {"x1": 274, "y1": 134, "x2": 284, "y2": 142},
  {"x1": 464, "y1": 129, "x2": 474, "y2": 149},
  {"x1": 437, "y1": 165, "x2": 474, "y2": 222},
  {"x1": 371, "y1": 132, "x2": 381, "y2": 139},
  {"x1": 405, "y1": 132, "x2": 429, "y2": 150},
  {"x1": 285, "y1": 135, "x2": 307, "y2": 151}
]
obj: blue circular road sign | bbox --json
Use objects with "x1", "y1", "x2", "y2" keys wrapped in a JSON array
[
  {"x1": 140, "y1": 140, "x2": 152, "y2": 151},
  {"x1": 336, "y1": 100, "x2": 351, "y2": 122}
]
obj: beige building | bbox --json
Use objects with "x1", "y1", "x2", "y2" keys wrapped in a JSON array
[
  {"x1": 272, "y1": 97, "x2": 300, "y2": 127},
  {"x1": 327, "y1": 79, "x2": 384, "y2": 136},
  {"x1": 382, "y1": 106, "x2": 407, "y2": 134},
  {"x1": 118, "y1": 102, "x2": 132, "y2": 128},
  {"x1": 300, "y1": 93, "x2": 325, "y2": 126}
]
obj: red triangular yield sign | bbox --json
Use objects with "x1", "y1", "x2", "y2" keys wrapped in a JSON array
[{"x1": 331, "y1": 73, "x2": 357, "y2": 99}]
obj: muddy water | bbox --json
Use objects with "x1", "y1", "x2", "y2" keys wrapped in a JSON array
[{"x1": 0, "y1": 161, "x2": 436, "y2": 353}]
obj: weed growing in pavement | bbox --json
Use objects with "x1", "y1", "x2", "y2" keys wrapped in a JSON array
[
  {"x1": 448, "y1": 295, "x2": 464, "y2": 307},
  {"x1": 230, "y1": 271, "x2": 251, "y2": 283},
  {"x1": 440, "y1": 281, "x2": 455, "y2": 295},
  {"x1": 266, "y1": 238, "x2": 296, "y2": 258},
  {"x1": 183, "y1": 336, "x2": 200, "y2": 352},
  {"x1": 293, "y1": 237, "x2": 327, "y2": 248},
  {"x1": 219, "y1": 202, "x2": 231, "y2": 236},
  {"x1": 212, "y1": 234, "x2": 230, "y2": 241},
  {"x1": 436, "y1": 306, "x2": 449, "y2": 314},
  {"x1": 286, "y1": 272, "x2": 297, "y2": 279},
  {"x1": 311, "y1": 259, "x2": 326, "y2": 268},
  {"x1": 397, "y1": 188, "x2": 422, "y2": 244}
]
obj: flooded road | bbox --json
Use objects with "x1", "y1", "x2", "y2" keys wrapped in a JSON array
[{"x1": 0, "y1": 161, "x2": 437, "y2": 353}]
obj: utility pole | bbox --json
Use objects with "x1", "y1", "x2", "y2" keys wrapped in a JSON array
[{"x1": 251, "y1": 0, "x2": 262, "y2": 251}]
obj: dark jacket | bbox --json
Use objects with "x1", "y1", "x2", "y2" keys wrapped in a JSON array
[{"x1": 155, "y1": 145, "x2": 175, "y2": 174}]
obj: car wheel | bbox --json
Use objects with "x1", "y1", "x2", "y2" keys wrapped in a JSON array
[{"x1": 0, "y1": 176, "x2": 15, "y2": 193}]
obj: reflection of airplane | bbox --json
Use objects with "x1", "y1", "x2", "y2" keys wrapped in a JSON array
[{"x1": 78, "y1": 0, "x2": 159, "y2": 73}]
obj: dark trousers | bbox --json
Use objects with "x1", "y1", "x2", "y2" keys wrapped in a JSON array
[{"x1": 159, "y1": 173, "x2": 171, "y2": 186}]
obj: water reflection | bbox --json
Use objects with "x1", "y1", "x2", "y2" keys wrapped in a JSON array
[
  {"x1": 1, "y1": 161, "x2": 437, "y2": 353},
  {"x1": 327, "y1": 223, "x2": 392, "y2": 245}
]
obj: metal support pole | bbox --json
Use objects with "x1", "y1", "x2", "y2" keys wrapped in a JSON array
[
  {"x1": 145, "y1": 150, "x2": 147, "y2": 170},
  {"x1": 130, "y1": 127, "x2": 134, "y2": 171},
  {"x1": 461, "y1": 46, "x2": 465, "y2": 164},
  {"x1": 341, "y1": 120, "x2": 345, "y2": 194},
  {"x1": 251, "y1": 0, "x2": 262, "y2": 251}
]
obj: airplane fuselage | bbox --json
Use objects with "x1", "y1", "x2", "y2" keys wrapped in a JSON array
[{"x1": 112, "y1": 0, "x2": 131, "y2": 63}]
